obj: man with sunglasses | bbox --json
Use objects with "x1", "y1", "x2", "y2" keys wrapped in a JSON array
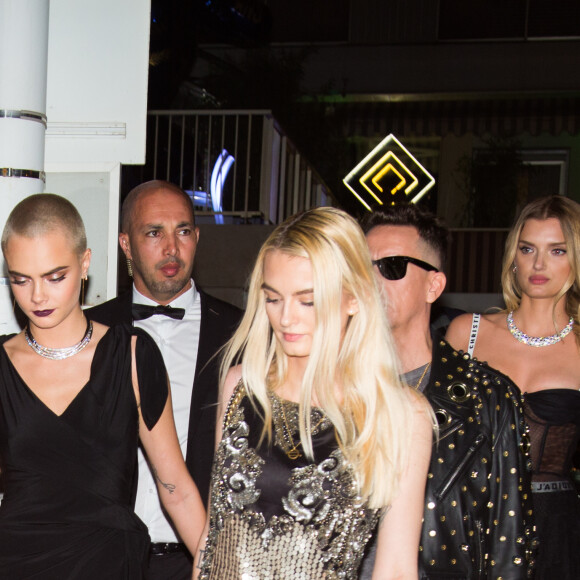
[{"x1": 360, "y1": 204, "x2": 535, "y2": 579}]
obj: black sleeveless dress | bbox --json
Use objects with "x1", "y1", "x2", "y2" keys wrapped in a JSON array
[
  {"x1": 524, "y1": 389, "x2": 580, "y2": 580},
  {"x1": 0, "y1": 325, "x2": 168, "y2": 580},
  {"x1": 198, "y1": 383, "x2": 381, "y2": 580}
]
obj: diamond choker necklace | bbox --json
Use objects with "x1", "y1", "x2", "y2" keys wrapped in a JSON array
[
  {"x1": 25, "y1": 319, "x2": 93, "y2": 360},
  {"x1": 507, "y1": 311, "x2": 574, "y2": 347}
]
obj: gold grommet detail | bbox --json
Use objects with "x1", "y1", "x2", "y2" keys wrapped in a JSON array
[
  {"x1": 447, "y1": 381, "x2": 470, "y2": 403},
  {"x1": 435, "y1": 409, "x2": 451, "y2": 426},
  {"x1": 519, "y1": 429, "x2": 531, "y2": 456}
]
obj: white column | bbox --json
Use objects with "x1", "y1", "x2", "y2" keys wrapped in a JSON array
[{"x1": 0, "y1": 0, "x2": 49, "y2": 332}]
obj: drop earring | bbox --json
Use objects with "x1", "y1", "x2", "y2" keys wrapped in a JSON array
[
  {"x1": 81, "y1": 276, "x2": 87, "y2": 306},
  {"x1": 127, "y1": 259, "x2": 133, "y2": 278}
]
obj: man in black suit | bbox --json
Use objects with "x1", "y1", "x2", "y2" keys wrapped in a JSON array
[{"x1": 87, "y1": 180, "x2": 241, "y2": 580}]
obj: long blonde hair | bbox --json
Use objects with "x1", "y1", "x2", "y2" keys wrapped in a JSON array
[
  {"x1": 220, "y1": 207, "x2": 418, "y2": 509},
  {"x1": 501, "y1": 195, "x2": 580, "y2": 340}
]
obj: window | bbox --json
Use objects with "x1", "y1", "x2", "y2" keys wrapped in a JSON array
[
  {"x1": 469, "y1": 146, "x2": 568, "y2": 227},
  {"x1": 439, "y1": 0, "x2": 526, "y2": 40},
  {"x1": 439, "y1": 0, "x2": 580, "y2": 41}
]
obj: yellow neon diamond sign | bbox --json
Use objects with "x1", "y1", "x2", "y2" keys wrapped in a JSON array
[{"x1": 343, "y1": 134, "x2": 435, "y2": 211}]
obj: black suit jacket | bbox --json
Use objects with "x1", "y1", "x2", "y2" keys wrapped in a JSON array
[{"x1": 86, "y1": 288, "x2": 242, "y2": 506}]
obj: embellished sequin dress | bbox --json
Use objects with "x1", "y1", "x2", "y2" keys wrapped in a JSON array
[
  {"x1": 198, "y1": 383, "x2": 381, "y2": 579},
  {"x1": 524, "y1": 389, "x2": 580, "y2": 579}
]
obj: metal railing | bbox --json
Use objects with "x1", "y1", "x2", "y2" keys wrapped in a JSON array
[
  {"x1": 144, "y1": 110, "x2": 332, "y2": 224},
  {"x1": 447, "y1": 228, "x2": 509, "y2": 293}
]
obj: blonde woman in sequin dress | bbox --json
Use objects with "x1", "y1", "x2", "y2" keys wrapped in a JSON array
[
  {"x1": 194, "y1": 207, "x2": 433, "y2": 579},
  {"x1": 446, "y1": 195, "x2": 580, "y2": 579}
]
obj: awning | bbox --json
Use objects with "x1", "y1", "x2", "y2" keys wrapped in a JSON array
[{"x1": 334, "y1": 96, "x2": 580, "y2": 138}]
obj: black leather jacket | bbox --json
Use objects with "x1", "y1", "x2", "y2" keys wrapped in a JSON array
[{"x1": 419, "y1": 339, "x2": 536, "y2": 579}]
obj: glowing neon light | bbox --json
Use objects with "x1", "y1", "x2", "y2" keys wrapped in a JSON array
[
  {"x1": 185, "y1": 150, "x2": 235, "y2": 223},
  {"x1": 372, "y1": 164, "x2": 404, "y2": 194},
  {"x1": 210, "y1": 149, "x2": 234, "y2": 224},
  {"x1": 363, "y1": 153, "x2": 418, "y2": 196},
  {"x1": 343, "y1": 134, "x2": 435, "y2": 211}
]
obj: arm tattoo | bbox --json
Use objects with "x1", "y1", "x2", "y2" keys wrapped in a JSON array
[{"x1": 152, "y1": 467, "x2": 176, "y2": 494}]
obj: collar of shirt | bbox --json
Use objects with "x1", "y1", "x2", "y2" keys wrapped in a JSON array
[{"x1": 131, "y1": 280, "x2": 197, "y2": 315}]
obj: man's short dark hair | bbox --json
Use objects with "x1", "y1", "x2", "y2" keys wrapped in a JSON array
[{"x1": 361, "y1": 203, "x2": 450, "y2": 268}]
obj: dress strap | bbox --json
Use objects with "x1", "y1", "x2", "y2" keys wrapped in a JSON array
[
  {"x1": 467, "y1": 313, "x2": 481, "y2": 357},
  {"x1": 223, "y1": 380, "x2": 246, "y2": 430}
]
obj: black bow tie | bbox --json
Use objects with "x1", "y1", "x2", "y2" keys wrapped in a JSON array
[{"x1": 132, "y1": 303, "x2": 186, "y2": 321}]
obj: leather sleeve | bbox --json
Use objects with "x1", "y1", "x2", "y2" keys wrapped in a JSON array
[
  {"x1": 484, "y1": 369, "x2": 536, "y2": 576},
  {"x1": 419, "y1": 340, "x2": 536, "y2": 579}
]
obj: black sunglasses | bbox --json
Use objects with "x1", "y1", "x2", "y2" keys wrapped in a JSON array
[{"x1": 372, "y1": 255, "x2": 439, "y2": 281}]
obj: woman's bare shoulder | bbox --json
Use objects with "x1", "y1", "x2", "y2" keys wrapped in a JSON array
[{"x1": 478, "y1": 311, "x2": 509, "y2": 335}]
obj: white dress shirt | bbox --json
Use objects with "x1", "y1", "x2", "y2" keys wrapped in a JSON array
[{"x1": 132, "y1": 281, "x2": 201, "y2": 543}]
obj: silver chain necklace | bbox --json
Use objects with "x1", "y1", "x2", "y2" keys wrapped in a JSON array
[
  {"x1": 507, "y1": 311, "x2": 574, "y2": 347},
  {"x1": 25, "y1": 319, "x2": 93, "y2": 360}
]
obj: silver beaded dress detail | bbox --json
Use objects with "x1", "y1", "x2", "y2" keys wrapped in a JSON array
[{"x1": 198, "y1": 383, "x2": 381, "y2": 579}]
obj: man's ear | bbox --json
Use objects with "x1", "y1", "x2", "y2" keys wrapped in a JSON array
[
  {"x1": 426, "y1": 271, "x2": 446, "y2": 304},
  {"x1": 119, "y1": 233, "x2": 132, "y2": 260}
]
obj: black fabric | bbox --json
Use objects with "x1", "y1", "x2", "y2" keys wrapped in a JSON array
[
  {"x1": 134, "y1": 327, "x2": 170, "y2": 431},
  {"x1": 524, "y1": 389, "x2": 580, "y2": 578},
  {"x1": 533, "y1": 490, "x2": 580, "y2": 580},
  {"x1": 240, "y1": 396, "x2": 337, "y2": 523},
  {"x1": 145, "y1": 549, "x2": 193, "y2": 580},
  {"x1": 0, "y1": 326, "x2": 168, "y2": 579},
  {"x1": 132, "y1": 303, "x2": 185, "y2": 321},
  {"x1": 525, "y1": 388, "x2": 580, "y2": 426},
  {"x1": 86, "y1": 289, "x2": 242, "y2": 506}
]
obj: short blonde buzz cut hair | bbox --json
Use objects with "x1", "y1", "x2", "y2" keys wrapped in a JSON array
[{"x1": 1, "y1": 193, "x2": 87, "y2": 258}]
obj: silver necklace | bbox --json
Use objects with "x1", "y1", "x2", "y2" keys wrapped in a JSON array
[
  {"x1": 507, "y1": 311, "x2": 574, "y2": 347},
  {"x1": 25, "y1": 319, "x2": 93, "y2": 360}
]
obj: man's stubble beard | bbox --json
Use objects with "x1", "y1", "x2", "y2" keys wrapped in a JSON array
[
  {"x1": 148, "y1": 276, "x2": 190, "y2": 298},
  {"x1": 136, "y1": 265, "x2": 191, "y2": 302}
]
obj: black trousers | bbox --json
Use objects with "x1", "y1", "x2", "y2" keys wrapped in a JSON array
[{"x1": 145, "y1": 550, "x2": 193, "y2": 580}]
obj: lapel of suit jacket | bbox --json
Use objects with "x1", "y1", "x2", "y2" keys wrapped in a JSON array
[
  {"x1": 86, "y1": 290, "x2": 133, "y2": 327},
  {"x1": 118, "y1": 291, "x2": 134, "y2": 324},
  {"x1": 188, "y1": 291, "x2": 222, "y2": 439}
]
